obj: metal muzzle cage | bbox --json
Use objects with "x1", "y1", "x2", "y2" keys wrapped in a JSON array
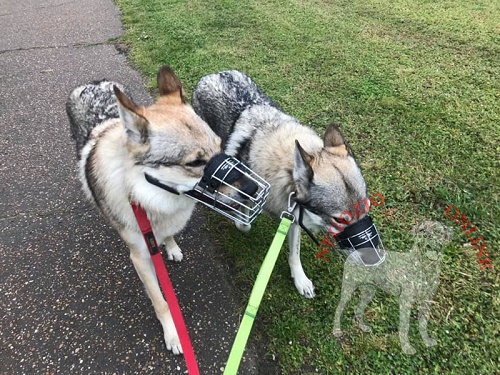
[
  {"x1": 185, "y1": 154, "x2": 270, "y2": 225},
  {"x1": 335, "y1": 215, "x2": 386, "y2": 266}
]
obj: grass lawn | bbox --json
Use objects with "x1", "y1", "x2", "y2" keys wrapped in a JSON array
[{"x1": 114, "y1": 0, "x2": 498, "y2": 373}]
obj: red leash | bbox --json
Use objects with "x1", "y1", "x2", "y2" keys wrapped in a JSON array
[{"x1": 130, "y1": 202, "x2": 200, "y2": 375}]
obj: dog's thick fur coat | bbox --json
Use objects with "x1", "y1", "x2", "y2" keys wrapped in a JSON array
[
  {"x1": 67, "y1": 66, "x2": 224, "y2": 354},
  {"x1": 193, "y1": 71, "x2": 368, "y2": 298}
]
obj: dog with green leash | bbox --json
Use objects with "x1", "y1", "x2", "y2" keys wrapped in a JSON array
[{"x1": 193, "y1": 70, "x2": 370, "y2": 298}]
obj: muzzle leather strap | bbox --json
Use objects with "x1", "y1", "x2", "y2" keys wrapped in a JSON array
[{"x1": 130, "y1": 202, "x2": 199, "y2": 375}]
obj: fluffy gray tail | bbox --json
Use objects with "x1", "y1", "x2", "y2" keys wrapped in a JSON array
[
  {"x1": 66, "y1": 80, "x2": 125, "y2": 158},
  {"x1": 192, "y1": 70, "x2": 279, "y2": 144}
]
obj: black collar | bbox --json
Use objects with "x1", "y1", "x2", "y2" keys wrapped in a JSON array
[{"x1": 144, "y1": 173, "x2": 181, "y2": 195}]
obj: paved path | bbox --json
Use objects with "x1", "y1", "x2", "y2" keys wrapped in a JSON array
[{"x1": 0, "y1": 1, "x2": 276, "y2": 373}]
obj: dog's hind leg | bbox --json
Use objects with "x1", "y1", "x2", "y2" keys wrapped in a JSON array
[
  {"x1": 418, "y1": 300, "x2": 437, "y2": 347},
  {"x1": 164, "y1": 236, "x2": 183, "y2": 262},
  {"x1": 333, "y1": 275, "x2": 358, "y2": 337},
  {"x1": 354, "y1": 284, "x2": 376, "y2": 333},
  {"x1": 288, "y1": 223, "x2": 315, "y2": 298},
  {"x1": 121, "y1": 229, "x2": 182, "y2": 355}
]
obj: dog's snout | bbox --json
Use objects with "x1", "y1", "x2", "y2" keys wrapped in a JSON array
[{"x1": 238, "y1": 178, "x2": 259, "y2": 198}]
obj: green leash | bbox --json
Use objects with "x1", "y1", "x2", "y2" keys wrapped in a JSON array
[{"x1": 224, "y1": 195, "x2": 297, "y2": 375}]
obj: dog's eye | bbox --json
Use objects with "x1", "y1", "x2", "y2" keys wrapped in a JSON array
[
  {"x1": 185, "y1": 159, "x2": 206, "y2": 168},
  {"x1": 144, "y1": 161, "x2": 173, "y2": 168}
]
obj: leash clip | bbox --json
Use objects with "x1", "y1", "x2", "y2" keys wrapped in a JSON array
[{"x1": 280, "y1": 192, "x2": 297, "y2": 223}]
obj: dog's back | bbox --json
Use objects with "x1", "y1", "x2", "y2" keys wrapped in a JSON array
[
  {"x1": 66, "y1": 80, "x2": 126, "y2": 158},
  {"x1": 192, "y1": 71, "x2": 279, "y2": 145}
]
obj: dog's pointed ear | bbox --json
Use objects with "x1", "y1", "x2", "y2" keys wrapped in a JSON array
[
  {"x1": 157, "y1": 65, "x2": 186, "y2": 104},
  {"x1": 293, "y1": 140, "x2": 314, "y2": 199},
  {"x1": 113, "y1": 85, "x2": 149, "y2": 143},
  {"x1": 323, "y1": 124, "x2": 349, "y2": 157}
]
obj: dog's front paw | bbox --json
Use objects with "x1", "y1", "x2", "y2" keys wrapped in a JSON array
[
  {"x1": 235, "y1": 221, "x2": 251, "y2": 233},
  {"x1": 159, "y1": 308, "x2": 182, "y2": 354},
  {"x1": 166, "y1": 245, "x2": 183, "y2": 262},
  {"x1": 423, "y1": 337, "x2": 437, "y2": 347},
  {"x1": 164, "y1": 329, "x2": 183, "y2": 355},
  {"x1": 293, "y1": 273, "x2": 315, "y2": 298},
  {"x1": 402, "y1": 343, "x2": 416, "y2": 355}
]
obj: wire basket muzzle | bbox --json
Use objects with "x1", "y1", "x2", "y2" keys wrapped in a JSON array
[
  {"x1": 335, "y1": 215, "x2": 386, "y2": 266},
  {"x1": 185, "y1": 154, "x2": 270, "y2": 225}
]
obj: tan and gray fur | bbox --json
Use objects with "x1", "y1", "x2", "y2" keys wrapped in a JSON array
[
  {"x1": 192, "y1": 71, "x2": 368, "y2": 298},
  {"x1": 333, "y1": 221, "x2": 452, "y2": 354},
  {"x1": 67, "y1": 66, "x2": 226, "y2": 354}
]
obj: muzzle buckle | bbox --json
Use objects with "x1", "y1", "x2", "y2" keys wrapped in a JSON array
[{"x1": 280, "y1": 192, "x2": 297, "y2": 223}]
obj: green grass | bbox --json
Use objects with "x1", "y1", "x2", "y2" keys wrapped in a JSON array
[{"x1": 114, "y1": 0, "x2": 499, "y2": 373}]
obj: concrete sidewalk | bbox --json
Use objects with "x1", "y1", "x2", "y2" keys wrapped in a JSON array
[{"x1": 0, "y1": 1, "x2": 276, "y2": 373}]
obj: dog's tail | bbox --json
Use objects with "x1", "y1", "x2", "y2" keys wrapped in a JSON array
[
  {"x1": 66, "y1": 80, "x2": 126, "y2": 158},
  {"x1": 192, "y1": 70, "x2": 279, "y2": 144}
]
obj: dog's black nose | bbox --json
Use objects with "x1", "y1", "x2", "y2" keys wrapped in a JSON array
[{"x1": 238, "y1": 178, "x2": 259, "y2": 198}]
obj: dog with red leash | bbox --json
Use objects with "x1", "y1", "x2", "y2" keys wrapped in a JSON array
[{"x1": 66, "y1": 66, "x2": 264, "y2": 354}]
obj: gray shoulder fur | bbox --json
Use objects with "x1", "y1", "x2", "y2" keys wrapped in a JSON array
[
  {"x1": 192, "y1": 70, "x2": 280, "y2": 145},
  {"x1": 66, "y1": 80, "x2": 127, "y2": 158}
]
